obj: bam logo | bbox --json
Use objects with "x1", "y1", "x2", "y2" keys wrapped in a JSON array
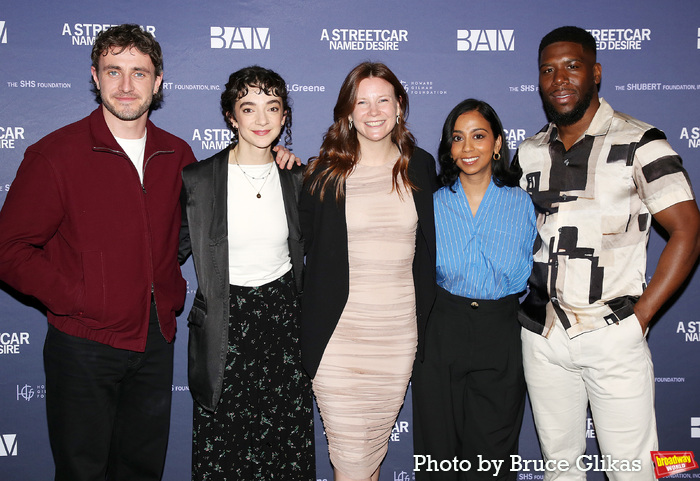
[
  {"x1": 457, "y1": 29, "x2": 514, "y2": 51},
  {"x1": 0, "y1": 21, "x2": 7, "y2": 44},
  {"x1": 0, "y1": 434, "x2": 17, "y2": 456},
  {"x1": 210, "y1": 27, "x2": 270, "y2": 49}
]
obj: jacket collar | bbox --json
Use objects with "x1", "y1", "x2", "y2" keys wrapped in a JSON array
[
  {"x1": 88, "y1": 107, "x2": 176, "y2": 160},
  {"x1": 88, "y1": 107, "x2": 124, "y2": 153}
]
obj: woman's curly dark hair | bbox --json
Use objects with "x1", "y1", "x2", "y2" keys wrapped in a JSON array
[{"x1": 220, "y1": 65, "x2": 292, "y2": 148}]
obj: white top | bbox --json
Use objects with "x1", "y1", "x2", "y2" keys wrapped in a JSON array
[
  {"x1": 114, "y1": 132, "x2": 147, "y2": 182},
  {"x1": 227, "y1": 161, "x2": 291, "y2": 287}
]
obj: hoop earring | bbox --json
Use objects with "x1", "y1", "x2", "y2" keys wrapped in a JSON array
[
  {"x1": 349, "y1": 119, "x2": 353, "y2": 130},
  {"x1": 396, "y1": 114, "x2": 400, "y2": 125},
  {"x1": 493, "y1": 152, "x2": 501, "y2": 161}
]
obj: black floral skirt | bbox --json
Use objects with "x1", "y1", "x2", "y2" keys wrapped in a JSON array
[{"x1": 192, "y1": 271, "x2": 314, "y2": 480}]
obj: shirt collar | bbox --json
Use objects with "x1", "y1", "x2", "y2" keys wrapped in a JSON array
[{"x1": 539, "y1": 97, "x2": 613, "y2": 146}]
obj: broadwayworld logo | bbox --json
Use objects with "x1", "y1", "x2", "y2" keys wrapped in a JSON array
[
  {"x1": 0, "y1": 21, "x2": 7, "y2": 44},
  {"x1": 210, "y1": 27, "x2": 270, "y2": 49},
  {"x1": 457, "y1": 29, "x2": 514, "y2": 51},
  {"x1": 0, "y1": 434, "x2": 17, "y2": 456},
  {"x1": 652, "y1": 451, "x2": 698, "y2": 478}
]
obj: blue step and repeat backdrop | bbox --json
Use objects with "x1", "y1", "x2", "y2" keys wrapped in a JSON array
[{"x1": 1, "y1": 1, "x2": 699, "y2": 480}]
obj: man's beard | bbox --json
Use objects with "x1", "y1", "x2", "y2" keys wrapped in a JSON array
[
  {"x1": 542, "y1": 86, "x2": 595, "y2": 127},
  {"x1": 101, "y1": 92, "x2": 153, "y2": 121}
]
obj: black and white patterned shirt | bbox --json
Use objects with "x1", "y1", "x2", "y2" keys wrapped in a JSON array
[{"x1": 516, "y1": 98, "x2": 695, "y2": 338}]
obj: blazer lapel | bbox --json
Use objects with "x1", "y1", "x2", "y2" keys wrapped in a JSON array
[
  {"x1": 279, "y1": 169, "x2": 301, "y2": 242},
  {"x1": 208, "y1": 150, "x2": 228, "y2": 245},
  {"x1": 409, "y1": 155, "x2": 436, "y2": 260}
]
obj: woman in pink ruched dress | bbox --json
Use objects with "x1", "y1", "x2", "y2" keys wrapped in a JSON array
[{"x1": 299, "y1": 61, "x2": 437, "y2": 481}]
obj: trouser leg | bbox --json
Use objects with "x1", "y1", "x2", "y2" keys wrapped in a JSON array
[
  {"x1": 108, "y1": 304, "x2": 174, "y2": 481},
  {"x1": 44, "y1": 325, "x2": 125, "y2": 481},
  {"x1": 458, "y1": 295, "x2": 524, "y2": 481},
  {"x1": 521, "y1": 324, "x2": 588, "y2": 481},
  {"x1": 413, "y1": 290, "x2": 462, "y2": 481},
  {"x1": 582, "y1": 315, "x2": 657, "y2": 481},
  {"x1": 414, "y1": 290, "x2": 525, "y2": 481}
]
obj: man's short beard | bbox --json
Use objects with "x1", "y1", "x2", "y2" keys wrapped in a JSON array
[
  {"x1": 103, "y1": 100, "x2": 151, "y2": 121},
  {"x1": 542, "y1": 86, "x2": 595, "y2": 127},
  {"x1": 100, "y1": 91, "x2": 153, "y2": 122}
]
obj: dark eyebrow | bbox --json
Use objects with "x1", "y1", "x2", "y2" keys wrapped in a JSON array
[
  {"x1": 102, "y1": 64, "x2": 150, "y2": 72},
  {"x1": 238, "y1": 99, "x2": 282, "y2": 108},
  {"x1": 453, "y1": 127, "x2": 487, "y2": 135},
  {"x1": 540, "y1": 57, "x2": 584, "y2": 69}
]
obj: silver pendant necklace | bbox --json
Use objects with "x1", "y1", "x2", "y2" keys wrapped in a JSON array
[{"x1": 233, "y1": 149, "x2": 273, "y2": 199}]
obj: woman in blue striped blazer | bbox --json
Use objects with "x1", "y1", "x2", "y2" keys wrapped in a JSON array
[{"x1": 412, "y1": 99, "x2": 537, "y2": 481}]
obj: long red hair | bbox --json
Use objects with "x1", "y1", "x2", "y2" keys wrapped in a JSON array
[{"x1": 305, "y1": 62, "x2": 416, "y2": 202}]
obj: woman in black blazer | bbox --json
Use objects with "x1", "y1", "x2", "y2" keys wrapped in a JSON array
[
  {"x1": 179, "y1": 66, "x2": 314, "y2": 480},
  {"x1": 299, "y1": 61, "x2": 437, "y2": 481}
]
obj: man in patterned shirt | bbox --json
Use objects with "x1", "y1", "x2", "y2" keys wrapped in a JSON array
[{"x1": 514, "y1": 26, "x2": 700, "y2": 480}]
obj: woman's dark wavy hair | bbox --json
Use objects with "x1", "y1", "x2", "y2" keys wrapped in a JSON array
[
  {"x1": 220, "y1": 65, "x2": 292, "y2": 148},
  {"x1": 305, "y1": 61, "x2": 416, "y2": 202},
  {"x1": 437, "y1": 98, "x2": 521, "y2": 191},
  {"x1": 91, "y1": 24, "x2": 164, "y2": 110}
]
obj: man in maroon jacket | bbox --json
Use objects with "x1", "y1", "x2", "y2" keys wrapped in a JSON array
[{"x1": 0, "y1": 24, "x2": 196, "y2": 481}]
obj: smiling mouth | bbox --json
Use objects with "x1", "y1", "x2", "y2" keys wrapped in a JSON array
[
  {"x1": 252, "y1": 130, "x2": 271, "y2": 136},
  {"x1": 365, "y1": 120, "x2": 385, "y2": 127},
  {"x1": 459, "y1": 157, "x2": 479, "y2": 165},
  {"x1": 551, "y1": 91, "x2": 576, "y2": 103},
  {"x1": 114, "y1": 95, "x2": 138, "y2": 103}
]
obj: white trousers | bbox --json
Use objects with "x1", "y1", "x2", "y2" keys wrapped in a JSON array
[{"x1": 521, "y1": 315, "x2": 657, "y2": 480}]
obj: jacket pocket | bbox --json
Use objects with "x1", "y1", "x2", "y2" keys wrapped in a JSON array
[
  {"x1": 80, "y1": 251, "x2": 105, "y2": 320},
  {"x1": 187, "y1": 291, "x2": 207, "y2": 328}
]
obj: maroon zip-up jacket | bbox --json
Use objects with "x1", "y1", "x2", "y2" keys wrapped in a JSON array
[{"x1": 0, "y1": 108, "x2": 196, "y2": 351}]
